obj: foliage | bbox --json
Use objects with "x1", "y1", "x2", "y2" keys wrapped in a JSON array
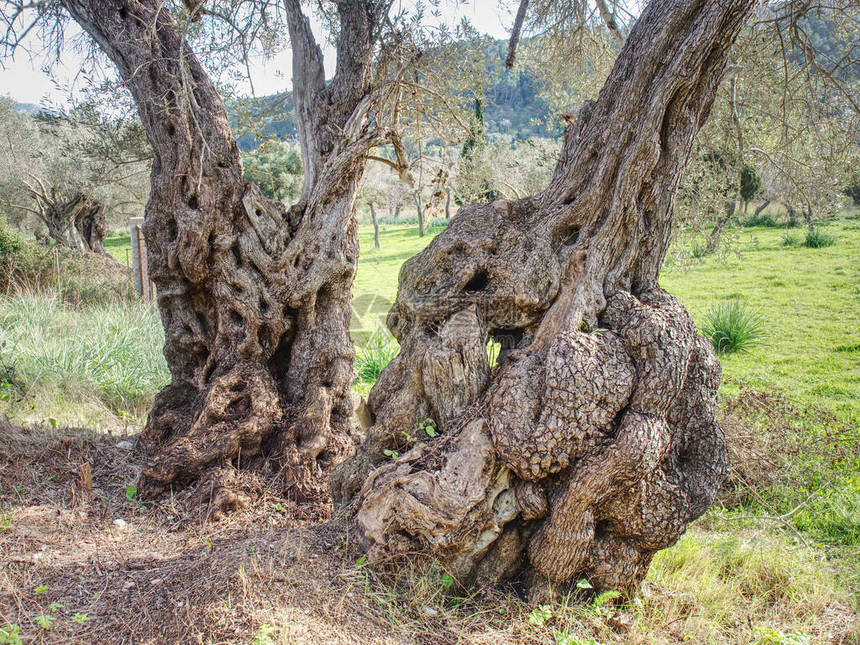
[
  {"x1": 739, "y1": 166, "x2": 761, "y2": 203},
  {"x1": 241, "y1": 139, "x2": 303, "y2": 203},
  {"x1": 354, "y1": 330, "x2": 398, "y2": 384},
  {"x1": 0, "y1": 624, "x2": 22, "y2": 645},
  {"x1": 702, "y1": 298, "x2": 766, "y2": 355}
]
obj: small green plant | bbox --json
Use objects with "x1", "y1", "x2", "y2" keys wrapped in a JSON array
[
  {"x1": 702, "y1": 298, "x2": 765, "y2": 354},
  {"x1": 417, "y1": 417, "x2": 436, "y2": 438},
  {"x1": 0, "y1": 347, "x2": 26, "y2": 406},
  {"x1": 0, "y1": 507, "x2": 12, "y2": 531},
  {"x1": 48, "y1": 603, "x2": 62, "y2": 613},
  {"x1": 34, "y1": 614, "x2": 54, "y2": 630},
  {"x1": 0, "y1": 624, "x2": 23, "y2": 645},
  {"x1": 592, "y1": 589, "x2": 621, "y2": 609},
  {"x1": 382, "y1": 448, "x2": 400, "y2": 460},
  {"x1": 34, "y1": 585, "x2": 48, "y2": 594},
  {"x1": 72, "y1": 613, "x2": 89, "y2": 625},
  {"x1": 251, "y1": 623, "x2": 277, "y2": 645},
  {"x1": 803, "y1": 229, "x2": 836, "y2": 248},
  {"x1": 781, "y1": 231, "x2": 799, "y2": 246},
  {"x1": 527, "y1": 604, "x2": 554, "y2": 627},
  {"x1": 753, "y1": 627, "x2": 813, "y2": 645},
  {"x1": 553, "y1": 631, "x2": 602, "y2": 645},
  {"x1": 355, "y1": 330, "x2": 398, "y2": 384},
  {"x1": 125, "y1": 485, "x2": 138, "y2": 502}
]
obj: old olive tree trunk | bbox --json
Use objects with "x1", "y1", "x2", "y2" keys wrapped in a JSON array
[
  {"x1": 62, "y1": 0, "x2": 380, "y2": 511},
  {"x1": 331, "y1": 0, "x2": 756, "y2": 599}
]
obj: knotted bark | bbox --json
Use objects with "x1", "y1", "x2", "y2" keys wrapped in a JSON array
[
  {"x1": 62, "y1": 0, "x2": 379, "y2": 511},
  {"x1": 331, "y1": 0, "x2": 754, "y2": 598}
]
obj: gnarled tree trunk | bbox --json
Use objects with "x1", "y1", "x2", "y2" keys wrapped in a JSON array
[
  {"x1": 62, "y1": 0, "x2": 380, "y2": 512},
  {"x1": 28, "y1": 186, "x2": 110, "y2": 255},
  {"x1": 332, "y1": 0, "x2": 755, "y2": 600}
]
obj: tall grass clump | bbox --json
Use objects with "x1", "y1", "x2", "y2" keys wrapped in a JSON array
[
  {"x1": 702, "y1": 298, "x2": 765, "y2": 354},
  {"x1": 354, "y1": 329, "x2": 398, "y2": 384},
  {"x1": 803, "y1": 229, "x2": 836, "y2": 248},
  {"x1": 781, "y1": 231, "x2": 799, "y2": 247},
  {"x1": 0, "y1": 289, "x2": 168, "y2": 424}
]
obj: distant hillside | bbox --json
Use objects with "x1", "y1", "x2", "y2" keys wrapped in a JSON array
[
  {"x1": 227, "y1": 92, "x2": 297, "y2": 151},
  {"x1": 14, "y1": 101, "x2": 55, "y2": 116},
  {"x1": 226, "y1": 39, "x2": 561, "y2": 151}
]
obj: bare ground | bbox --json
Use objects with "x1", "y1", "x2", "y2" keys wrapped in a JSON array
[{"x1": 1, "y1": 421, "x2": 857, "y2": 645}]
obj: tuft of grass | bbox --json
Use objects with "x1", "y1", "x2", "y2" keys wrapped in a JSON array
[
  {"x1": 803, "y1": 229, "x2": 837, "y2": 248},
  {"x1": 780, "y1": 231, "x2": 799, "y2": 247},
  {"x1": 702, "y1": 298, "x2": 766, "y2": 355},
  {"x1": 354, "y1": 330, "x2": 398, "y2": 385}
]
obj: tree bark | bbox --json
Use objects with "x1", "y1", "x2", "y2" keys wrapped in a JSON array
[
  {"x1": 332, "y1": 0, "x2": 755, "y2": 600},
  {"x1": 370, "y1": 203, "x2": 380, "y2": 250},
  {"x1": 802, "y1": 201, "x2": 815, "y2": 232},
  {"x1": 785, "y1": 202, "x2": 798, "y2": 227},
  {"x1": 706, "y1": 200, "x2": 735, "y2": 253},
  {"x1": 30, "y1": 187, "x2": 110, "y2": 255},
  {"x1": 416, "y1": 193, "x2": 425, "y2": 237},
  {"x1": 752, "y1": 199, "x2": 771, "y2": 219},
  {"x1": 62, "y1": 0, "x2": 380, "y2": 512}
]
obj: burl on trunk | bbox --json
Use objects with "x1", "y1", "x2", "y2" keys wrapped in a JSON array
[{"x1": 332, "y1": 0, "x2": 756, "y2": 599}]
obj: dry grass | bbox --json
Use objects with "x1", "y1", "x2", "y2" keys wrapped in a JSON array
[{"x1": 1, "y1": 422, "x2": 857, "y2": 645}]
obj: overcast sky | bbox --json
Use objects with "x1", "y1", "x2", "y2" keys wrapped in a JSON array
[{"x1": 0, "y1": 1, "x2": 514, "y2": 108}]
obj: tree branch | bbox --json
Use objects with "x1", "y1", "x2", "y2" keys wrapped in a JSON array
[{"x1": 506, "y1": 0, "x2": 530, "y2": 69}]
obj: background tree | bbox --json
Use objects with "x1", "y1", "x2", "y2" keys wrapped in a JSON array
[
  {"x1": 359, "y1": 184, "x2": 387, "y2": 250},
  {"x1": 0, "y1": 97, "x2": 150, "y2": 253}
]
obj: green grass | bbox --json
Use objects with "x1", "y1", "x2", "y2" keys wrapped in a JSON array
[
  {"x1": 662, "y1": 218, "x2": 860, "y2": 424},
  {"x1": 0, "y1": 289, "x2": 167, "y2": 429},
  {"x1": 702, "y1": 297, "x2": 766, "y2": 354}
]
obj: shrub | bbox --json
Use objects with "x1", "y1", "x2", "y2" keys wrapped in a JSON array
[
  {"x1": 803, "y1": 229, "x2": 836, "y2": 248},
  {"x1": 0, "y1": 217, "x2": 136, "y2": 304},
  {"x1": 355, "y1": 330, "x2": 398, "y2": 384},
  {"x1": 702, "y1": 298, "x2": 765, "y2": 354},
  {"x1": 743, "y1": 213, "x2": 780, "y2": 228}
]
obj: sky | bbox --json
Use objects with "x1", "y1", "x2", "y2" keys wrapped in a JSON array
[{"x1": 0, "y1": 1, "x2": 515, "y2": 108}]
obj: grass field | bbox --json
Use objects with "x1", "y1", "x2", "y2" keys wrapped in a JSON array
[{"x1": 662, "y1": 220, "x2": 860, "y2": 424}]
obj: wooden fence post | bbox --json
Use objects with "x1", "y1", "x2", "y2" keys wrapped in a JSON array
[{"x1": 129, "y1": 217, "x2": 151, "y2": 303}]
